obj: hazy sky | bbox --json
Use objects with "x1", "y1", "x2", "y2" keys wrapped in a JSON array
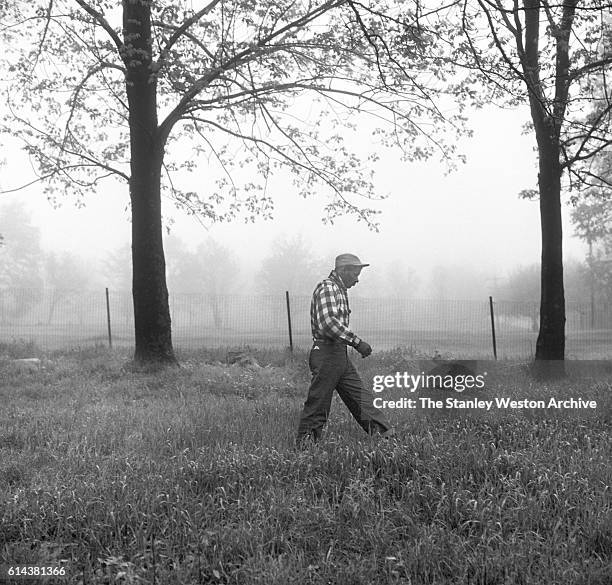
[{"x1": 1, "y1": 102, "x2": 587, "y2": 293}]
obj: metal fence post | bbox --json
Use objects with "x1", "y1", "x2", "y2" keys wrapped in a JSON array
[
  {"x1": 489, "y1": 295, "x2": 497, "y2": 360},
  {"x1": 105, "y1": 287, "x2": 113, "y2": 348},
  {"x1": 285, "y1": 291, "x2": 293, "y2": 352}
]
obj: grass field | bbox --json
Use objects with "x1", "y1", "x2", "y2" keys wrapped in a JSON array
[{"x1": 0, "y1": 345, "x2": 611, "y2": 584}]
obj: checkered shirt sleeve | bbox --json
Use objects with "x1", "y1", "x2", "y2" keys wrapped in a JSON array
[{"x1": 310, "y1": 274, "x2": 359, "y2": 346}]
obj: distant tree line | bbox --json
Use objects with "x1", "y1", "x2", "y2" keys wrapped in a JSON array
[{"x1": 2, "y1": 199, "x2": 607, "y2": 331}]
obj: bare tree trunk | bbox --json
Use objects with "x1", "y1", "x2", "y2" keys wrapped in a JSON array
[
  {"x1": 522, "y1": 0, "x2": 569, "y2": 377},
  {"x1": 124, "y1": 0, "x2": 176, "y2": 365},
  {"x1": 534, "y1": 131, "x2": 566, "y2": 372}
]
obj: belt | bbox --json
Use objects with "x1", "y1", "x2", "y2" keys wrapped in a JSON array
[{"x1": 313, "y1": 337, "x2": 343, "y2": 345}]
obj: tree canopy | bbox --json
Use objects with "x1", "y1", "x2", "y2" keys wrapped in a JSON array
[
  {"x1": 1, "y1": 0, "x2": 465, "y2": 227},
  {"x1": 440, "y1": 0, "x2": 612, "y2": 175}
]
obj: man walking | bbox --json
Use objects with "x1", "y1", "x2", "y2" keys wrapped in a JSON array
[{"x1": 296, "y1": 253, "x2": 393, "y2": 444}]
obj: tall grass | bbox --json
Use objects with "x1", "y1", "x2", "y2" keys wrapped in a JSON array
[{"x1": 0, "y1": 346, "x2": 610, "y2": 584}]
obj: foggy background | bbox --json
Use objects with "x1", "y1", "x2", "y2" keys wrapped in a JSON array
[
  {"x1": 1, "y1": 105, "x2": 587, "y2": 296},
  {"x1": 1, "y1": 102, "x2": 602, "y2": 358}
]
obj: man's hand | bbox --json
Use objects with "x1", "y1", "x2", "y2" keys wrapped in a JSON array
[{"x1": 355, "y1": 340, "x2": 372, "y2": 358}]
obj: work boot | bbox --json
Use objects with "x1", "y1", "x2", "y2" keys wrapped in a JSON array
[{"x1": 295, "y1": 429, "x2": 321, "y2": 449}]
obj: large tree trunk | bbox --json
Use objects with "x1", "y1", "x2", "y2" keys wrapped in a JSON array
[
  {"x1": 534, "y1": 127, "x2": 566, "y2": 376},
  {"x1": 521, "y1": 0, "x2": 567, "y2": 377},
  {"x1": 123, "y1": 0, "x2": 176, "y2": 365}
]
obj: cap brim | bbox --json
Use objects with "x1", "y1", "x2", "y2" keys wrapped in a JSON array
[{"x1": 335, "y1": 262, "x2": 370, "y2": 268}]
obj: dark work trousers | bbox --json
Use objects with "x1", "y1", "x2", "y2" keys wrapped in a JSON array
[{"x1": 296, "y1": 342, "x2": 391, "y2": 442}]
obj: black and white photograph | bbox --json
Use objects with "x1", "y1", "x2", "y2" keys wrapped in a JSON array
[{"x1": 0, "y1": 1, "x2": 611, "y2": 583}]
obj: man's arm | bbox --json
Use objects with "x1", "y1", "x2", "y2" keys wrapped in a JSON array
[{"x1": 314, "y1": 281, "x2": 360, "y2": 347}]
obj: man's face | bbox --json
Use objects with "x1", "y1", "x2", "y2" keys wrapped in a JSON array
[{"x1": 339, "y1": 266, "x2": 362, "y2": 288}]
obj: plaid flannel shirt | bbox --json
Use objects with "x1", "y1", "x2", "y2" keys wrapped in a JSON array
[{"x1": 310, "y1": 270, "x2": 360, "y2": 346}]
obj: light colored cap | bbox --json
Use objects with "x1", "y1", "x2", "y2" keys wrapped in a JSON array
[{"x1": 335, "y1": 253, "x2": 370, "y2": 269}]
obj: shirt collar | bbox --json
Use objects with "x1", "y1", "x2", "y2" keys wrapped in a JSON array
[{"x1": 329, "y1": 269, "x2": 347, "y2": 292}]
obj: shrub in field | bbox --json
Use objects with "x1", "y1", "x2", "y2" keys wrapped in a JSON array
[{"x1": 0, "y1": 339, "x2": 41, "y2": 359}]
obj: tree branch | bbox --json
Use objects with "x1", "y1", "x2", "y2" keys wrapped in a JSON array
[
  {"x1": 159, "y1": 0, "x2": 343, "y2": 141},
  {"x1": 7, "y1": 106, "x2": 130, "y2": 183},
  {"x1": 569, "y1": 56, "x2": 612, "y2": 84},
  {"x1": 475, "y1": 0, "x2": 530, "y2": 91},
  {"x1": 552, "y1": 0, "x2": 577, "y2": 125},
  {"x1": 73, "y1": 0, "x2": 124, "y2": 57},
  {"x1": 30, "y1": 0, "x2": 54, "y2": 72},
  {"x1": 61, "y1": 62, "x2": 126, "y2": 153},
  {"x1": 562, "y1": 103, "x2": 612, "y2": 168},
  {"x1": 156, "y1": 0, "x2": 222, "y2": 67},
  {"x1": 153, "y1": 20, "x2": 216, "y2": 62},
  {"x1": 183, "y1": 114, "x2": 378, "y2": 227}
]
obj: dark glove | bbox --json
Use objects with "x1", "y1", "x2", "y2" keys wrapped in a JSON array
[{"x1": 355, "y1": 340, "x2": 372, "y2": 358}]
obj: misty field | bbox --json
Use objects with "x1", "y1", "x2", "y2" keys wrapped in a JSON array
[{"x1": 0, "y1": 346, "x2": 610, "y2": 584}]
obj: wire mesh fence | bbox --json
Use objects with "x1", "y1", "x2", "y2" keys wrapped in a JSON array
[{"x1": 0, "y1": 288, "x2": 610, "y2": 359}]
